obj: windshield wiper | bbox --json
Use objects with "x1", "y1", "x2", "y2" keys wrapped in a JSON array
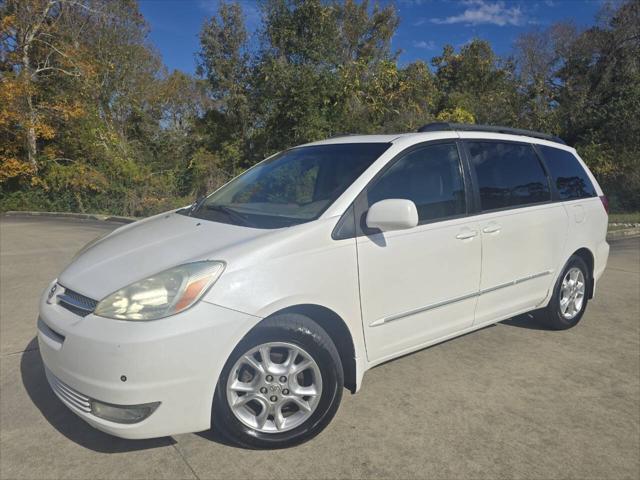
[
  {"x1": 205, "y1": 204, "x2": 254, "y2": 227},
  {"x1": 186, "y1": 195, "x2": 206, "y2": 216}
]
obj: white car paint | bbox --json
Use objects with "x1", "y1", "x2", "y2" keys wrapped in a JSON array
[
  {"x1": 365, "y1": 198, "x2": 419, "y2": 231},
  {"x1": 472, "y1": 202, "x2": 569, "y2": 325},
  {"x1": 358, "y1": 214, "x2": 483, "y2": 363},
  {"x1": 38, "y1": 129, "x2": 609, "y2": 439}
]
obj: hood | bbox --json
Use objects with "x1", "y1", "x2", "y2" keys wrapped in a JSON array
[{"x1": 58, "y1": 212, "x2": 272, "y2": 300}]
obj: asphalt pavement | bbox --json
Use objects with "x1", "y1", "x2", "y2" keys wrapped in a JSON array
[{"x1": 1, "y1": 216, "x2": 638, "y2": 479}]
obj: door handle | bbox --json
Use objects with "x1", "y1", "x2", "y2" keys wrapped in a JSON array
[
  {"x1": 482, "y1": 225, "x2": 501, "y2": 234},
  {"x1": 456, "y1": 230, "x2": 478, "y2": 240}
]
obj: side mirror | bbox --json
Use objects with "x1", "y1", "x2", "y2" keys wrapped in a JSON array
[{"x1": 366, "y1": 199, "x2": 419, "y2": 232}]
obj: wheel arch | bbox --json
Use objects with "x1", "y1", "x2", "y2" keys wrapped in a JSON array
[{"x1": 258, "y1": 304, "x2": 358, "y2": 393}]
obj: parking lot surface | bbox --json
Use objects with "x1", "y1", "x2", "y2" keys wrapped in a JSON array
[{"x1": 1, "y1": 216, "x2": 638, "y2": 480}]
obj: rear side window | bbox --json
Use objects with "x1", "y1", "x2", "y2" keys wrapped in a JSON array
[
  {"x1": 468, "y1": 142, "x2": 551, "y2": 211},
  {"x1": 367, "y1": 143, "x2": 466, "y2": 223},
  {"x1": 538, "y1": 146, "x2": 597, "y2": 200}
]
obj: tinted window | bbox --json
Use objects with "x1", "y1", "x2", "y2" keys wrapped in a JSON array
[
  {"x1": 367, "y1": 143, "x2": 466, "y2": 222},
  {"x1": 538, "y1": 145, "x2": 597, "y2": 200},
  {"x1": 468, "y1": 142, "x2": 551, "y2": 211},
  {"x1": 188, "y1": 143, "x2": 389, "y2": 229}
]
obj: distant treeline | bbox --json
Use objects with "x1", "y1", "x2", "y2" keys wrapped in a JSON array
[{"x1": 1, "y1": 0, "x2": 638, "y2": 215}]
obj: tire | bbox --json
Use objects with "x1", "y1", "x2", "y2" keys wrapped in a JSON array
[
  {"x1": 212, "y1": 313, "x2": 344, "y2": 449},
  {"x1": 543, "y1": 255, "x2": 590, "y2": 330}
]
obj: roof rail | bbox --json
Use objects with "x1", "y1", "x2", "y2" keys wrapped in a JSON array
[
  {"x1": 327, "y1": 133, "x2": 360, "y2": 139},
  {"x1": 417, "y1": 122, "x2": 566, "y2": 145}
]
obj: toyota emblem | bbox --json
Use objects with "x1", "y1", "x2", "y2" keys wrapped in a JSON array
[{"x1": 47, "y1": 284, "x2": 58, "y2": 303}]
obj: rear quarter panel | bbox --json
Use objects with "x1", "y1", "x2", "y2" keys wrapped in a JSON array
[
  {"x1": 550, "y1": 148, "x2": 609, "y2": 294},
  {"x1": 560, "y1": 196, "x2": 609, "y2": 285}
]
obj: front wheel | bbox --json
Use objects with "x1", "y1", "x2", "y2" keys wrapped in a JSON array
[
  {"x1": 543, "y1": 255, "x2": 590, "y2": 330},
  {"x1": 212, "y1": 313, "x2": 343, "y2": 449}
]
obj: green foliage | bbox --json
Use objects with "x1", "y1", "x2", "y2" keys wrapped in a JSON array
[
  {"x1": 436, "y1": 107, "x2": 475, "y2": 124},
  {"x1": 1, "y1": 0, "x2": 638, "y2": 215},
  {"x1": 608, "y1": 212, "x2": 640, "y2": 224},
  {"x1": 432, "y1": 40, "x2": 519, "y2": 125}
]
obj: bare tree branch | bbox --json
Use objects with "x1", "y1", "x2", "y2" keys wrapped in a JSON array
[
  {"x1": 34, "y1": 37, "x2": 76, "y2": 60},
  {"x1": 33, "y1": 65, "x2": 80, "y2": 76}
]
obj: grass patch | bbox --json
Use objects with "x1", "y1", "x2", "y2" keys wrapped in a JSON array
[
  {"x1": 609, "y1": 212, "x2": 640, "y2": 224},
  {"x1": 608, "y1": 224, "x2": 635, "y2": 232}
]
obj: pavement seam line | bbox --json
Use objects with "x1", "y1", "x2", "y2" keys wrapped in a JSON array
[
  {"x1": 6, "y1": 342, "x2": 196, "y2": 480},
  {"x1": 171, "y1": 443, "x2": 201, "y2": 480},
  {"x1": 2, "y1": 346, "x2": 39, "y2": 357},
  {"x1": 606, "y1": 267, "x2": 639, "y2": 274}
]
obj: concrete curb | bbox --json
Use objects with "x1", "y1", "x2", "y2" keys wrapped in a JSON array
[
  {"x1": 607, "y1": 227, "x2": 640, "y2": 241},
  {"x1": 2, "y1": 210, "x2": 138, "y2": 224}
]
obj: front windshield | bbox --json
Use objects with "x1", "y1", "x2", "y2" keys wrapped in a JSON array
[{"x1": 186, "y1": 143, "x2": 390, "y2": 229}]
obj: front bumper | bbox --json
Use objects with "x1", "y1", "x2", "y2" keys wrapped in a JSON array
[{"x1": 37, "y1": 282, "x2": 260, "y2": 439}]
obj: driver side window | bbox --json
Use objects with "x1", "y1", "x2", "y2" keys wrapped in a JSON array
[{"x1": 367, "y1": 143, "x2": 467, "y2": 223}]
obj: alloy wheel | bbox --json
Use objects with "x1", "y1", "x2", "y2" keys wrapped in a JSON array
[
  {"x1": 559, "y1": 267, "x2": 586, "y2": 320},
  {"x1": 226, "y1": 342, "x2": 323, "y2": 433}
]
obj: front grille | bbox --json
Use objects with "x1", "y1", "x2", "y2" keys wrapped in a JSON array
[
  {"x1": 57, "y1": 286, "x2": 98, "y2": 317},
  {"x1": 45, "y1": 369, "x2": 92, "y2": 413}
]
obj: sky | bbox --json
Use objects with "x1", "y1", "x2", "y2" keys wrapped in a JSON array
[{"x1": 138, "y1": 0, "x2": 606, "y2": 74}]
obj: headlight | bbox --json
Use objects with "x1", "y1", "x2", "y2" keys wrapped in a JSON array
[{"x1": 94, "y1": 261, "x2": 225, "y2": 321}]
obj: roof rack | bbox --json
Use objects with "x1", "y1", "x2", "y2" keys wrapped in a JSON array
[
  {"x1": 417, "y1": 122, "x2": 566, "y2": 145},
  {"x1": 327, "y1": 133, "x2": 360, "y2": 139}
]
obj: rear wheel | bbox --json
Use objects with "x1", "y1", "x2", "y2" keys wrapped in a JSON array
[
  {"x1": 543, "y1": 255, "x2": 590, "y2": 330},
  {"x1": 212, "y1": 313, "x2": 343, "y2": 449}
]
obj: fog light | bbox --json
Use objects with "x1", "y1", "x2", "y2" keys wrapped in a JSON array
[{"x1": 90, "y1": 399, "x2": 160, "y2": 424}]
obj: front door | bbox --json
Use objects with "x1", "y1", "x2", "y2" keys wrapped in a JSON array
[{"x1": 356, "y1": 142, "x2": 482, "y2": 363}]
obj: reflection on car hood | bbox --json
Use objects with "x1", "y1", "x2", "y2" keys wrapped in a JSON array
[{"x1": 58, "y1": 212, "x2": 271, "y2": 301}]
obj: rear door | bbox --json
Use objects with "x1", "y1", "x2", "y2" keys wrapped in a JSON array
[
  {"x1": 463, "y1": 140, "x2": 569, "y2": 324},
  {"x1": 356, "y1": 141, "x2": 482, "y2": 363}
]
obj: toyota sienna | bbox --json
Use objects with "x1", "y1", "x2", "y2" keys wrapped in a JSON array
[{"x1": 38, "y1": 123, "x2": 609, "y2": 448}]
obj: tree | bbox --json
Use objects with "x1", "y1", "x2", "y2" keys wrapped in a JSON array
[
  {"x1": 251, "y1": 0, "x2": 400, "y2": 152},
  {"x1": 196, "y1": 1, "x2": 252, "y2": 175},
  {"x1": 556, "y1": 0, "x2": 640, "y2": 210},
  {"x1": 514, "y1": 23, "x2": 578, "y2": 132},
  {"x1": 432, "y1": 40, "x2": 519, "y2": 125},
  {"x1": 0, "y1": 0, "x2": 199, "y2": 215},
  {"x1": 0, "y1": 0, "x2": 92, "y2": 170},
  {"x1": 1, "y1": 0, "x2": 638, "y2": 215}
]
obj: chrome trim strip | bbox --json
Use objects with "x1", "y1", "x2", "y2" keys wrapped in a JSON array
[
  {"x1": 514, "y1": 270, "x2": 552, "y2": 284},
  {"x1": 57, "y1": 292, "x2": 95, "y2": 313},
  {"x1": 53, "y1": 378, "x2": 91, "y2": 407},
  {"x1": 480, "y1": 280, "x2": 514, "y2": 295},
  {"x1": 370, "y1": 291, "x2": 478, "y2": 327},
  {"x1": 370, "y1": 270, "x2": 553, "y2": 327},
  {"x1": 45, "y1": 369, "x2": 92, "y2": 413}
]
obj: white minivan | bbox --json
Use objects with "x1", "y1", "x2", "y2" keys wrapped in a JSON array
[{"x1": 38, "y1": 123, "x2": 609, "y2": 448}]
